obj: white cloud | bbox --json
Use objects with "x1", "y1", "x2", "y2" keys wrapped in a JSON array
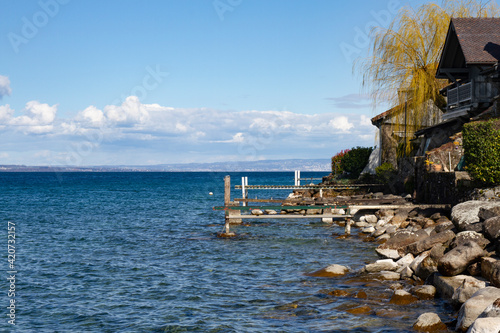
[
  {"x1": 0, "y1": 75, "x2": 12, "y2": 99},
  {"x1": 105, "y1": 96, "x2": 149, "y2": 125},
  {"x1": 328, "y1": 116, "x2": 353, "y2": 132},
  {"x1": 0, "y1": 105, "x2": 14, "y2": 123},
  {"x1": 8, "y1": 101, "x2": 57, "y2": 134},
  {"x1": 76, "y1": 106, "x2": 105, "y2": 127}
]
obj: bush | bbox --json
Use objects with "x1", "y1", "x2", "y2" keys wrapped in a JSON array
[
  {"x1": 340, "y1": 146, "x2": 374, "y2": 179},
  {"x1": 331, "y1": 149, "x2": 350, "y2": 176},
  {"x1": 463, "y1": 119, "x2": 500, "y2": 184},
  {"x1": 375, "y1": 162, "x2": 396, "y2": 184}
]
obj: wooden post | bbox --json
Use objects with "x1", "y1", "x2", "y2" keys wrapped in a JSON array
[
  {"x1": 344, "y1": 207, "x2": 352, "y2": 235},
  {"x1": 224, "y1": 175, "x2": 231, "y2": 206}
]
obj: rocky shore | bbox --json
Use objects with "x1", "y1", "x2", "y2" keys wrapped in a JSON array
[{"x1": 306, "y1": 191, "x2": 500, "y2": 332}]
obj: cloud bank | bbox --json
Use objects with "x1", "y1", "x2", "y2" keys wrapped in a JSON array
[{"x1": 0, "y1": 95, "x2": 377, "y2": 165}]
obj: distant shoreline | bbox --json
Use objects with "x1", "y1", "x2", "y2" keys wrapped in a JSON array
[{"x1": 0, "y1": 159, "x2": 331, "y2": 173}]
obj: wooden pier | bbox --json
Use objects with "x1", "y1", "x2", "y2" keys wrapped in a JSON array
[{"x1": 213, "y1": 174, "x2": 450, "y2": 237}]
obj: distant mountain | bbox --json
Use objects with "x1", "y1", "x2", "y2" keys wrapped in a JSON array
[{"x1": 0, "y1": 159, "x2": 331, "y2": 172}]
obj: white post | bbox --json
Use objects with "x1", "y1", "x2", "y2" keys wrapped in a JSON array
[
  {"x1": 297, "y1": 170, "x2": 301, "y2": 186},
  {"x1": 294, "y1": 170, "x2": 297, "y2": 185},
  {"x1": 241, "y1": 177, "x2": 246, "y2": 206},
  {"x1": 449, "y1": 152, "x2": 452, "y2": 172}
]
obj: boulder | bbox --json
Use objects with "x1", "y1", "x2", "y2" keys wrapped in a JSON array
[
  {"x1": 414, "y1": 285, "x2": 436, "y2": 300},
  {"x1": 400, "y1": 266, "x2": 413, "y2": 279},
  {"x1": 251, "y1": 209, "x2": 264, "y2": 215},
  {"x1": 438, "y1": 241, "x2": 486, "y2": 276},
  {"x1": 375, "y1": 271, "x2": 401, "y2": 280},
  {"x1": 481, "y1": 257, "x2": 500, "y2": 287},
  {"x1": 362, "y1": 226, "x2": 375, "y2": 234},
  {"x1": 466, "y1": 317, "x2": 500, "y2": 333},
  {"x1": 451, "y1": 231, "x2": 490, "y2": 250},
  {"x1": 452, "y1": 201, "x2": 500, "y2": 232},
  {"x1": 372, "y1": 226, "x2": 388, "y2": 238},
  {"x1": 413, "y1": 312, "x2": 447, "y2": 332},
  {"x1": 390, "y1": 214, "x2": 408, "y2": 228},
  {"x1": 305, "y1": 264, "x2": 349, "y2": 278},
  {"x1": 364, "y1": 259, "x2": 398, "y2": 273},
  {"x1": 478, "y1": 205, "x2": 500, "y2": 221},
  {"x1": 365, "y1": 214, "x2": 378, "y2": 224},
  {"x1": 452, "y1": 276, "x2": 488, "y2": 306},
  {"x1": 355, "y1": 221, "x2": 369, "y2": 228},
  {"x1": 478, "y1": 297, "x2": 500, "y2": 318},
  {"x1": 404, "y1": 229, "x2": 456, "y2": 255},
  {"x1": 377, "y1": 229, "x2": 429, "y2": 251},
  {"x1": 483, "y1": 216, "x2": 500, "y2": 240},
  {"x1": 385, "y1": 225, "x2": 398, "y2": 235},
  {"x1": 433, "y1": 221, "x2": 455, "y2": 234},
  {"x1": 410, "y1": 251, "x2": 430, "y2": 273},
  {"x1": 375, "y1": 248, "x2": 401, "y2": 260},
  {"x1": 396, "y1": 253, "x2": 415, "y2": 269},
  {"x1": 415, "y1": 253, "x2": 440, "y2": 280},
  {"x1": 389, "y1": 289, "x2": 418, "y2": 305},
  {"x1": 456, "y1": 287, "x2": 500, "y2": 332},
  {"x1": 433, "y1": 274, "x2": 471, "y2": 299}
]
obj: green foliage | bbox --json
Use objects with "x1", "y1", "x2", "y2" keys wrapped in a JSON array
[
  {"x1": 375, "y1": 162, "x2": 396, "y2": 184},
  {"x1": 331, "y1": 149, "x2": 350, "y2": 176},
  {"x1": 340, "y1": 146, "x2": 374, "y2": 179},
  {"x1": 463, "y1": 119, "x2": 500, "y2": 184}
]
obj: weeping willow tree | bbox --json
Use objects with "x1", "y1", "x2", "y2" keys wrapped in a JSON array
[{"x1": 357, "y1": 0, "x2": 500, "y2": 156}]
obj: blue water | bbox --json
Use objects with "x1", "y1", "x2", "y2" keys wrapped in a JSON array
[{"x1": 0, "y1": 172, "x2": 453, "y2": 332}]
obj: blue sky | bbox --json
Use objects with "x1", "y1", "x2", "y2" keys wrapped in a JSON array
[{"x1": 0, "y1": 0, "x2": 427, "y2": 166}]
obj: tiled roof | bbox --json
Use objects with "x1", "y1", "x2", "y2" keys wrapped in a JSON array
[
  {"x1": 371, "y1": 105, "x2": 399, "y2": 125},
  {"x1": 452, "y1": 17, "x2": 500, "y2": 64}
]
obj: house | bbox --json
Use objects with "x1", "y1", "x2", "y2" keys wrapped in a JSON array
[
  {"x1": 416, "y1": 18, "x2": 500, "y2": 155},
  {"x1": 436, "y1": 17, "x2": 500, "y2": 121},
  {"x1": 371, "y1": 101, "x2": 442, "y2": 168}
]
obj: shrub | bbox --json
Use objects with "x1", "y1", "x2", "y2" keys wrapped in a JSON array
[
  {"x1": 341, "y1": 146, "x2": 374, "y2": 179},
  {"x1": 375, "y1": 162, "x2": 396, "y2": 184},
  {"x1": 331, "y1": 149, "x2": 350, "y2": 176},
  {"x1": 463, "y1": 119, "x2": 500, "y2": 184}
]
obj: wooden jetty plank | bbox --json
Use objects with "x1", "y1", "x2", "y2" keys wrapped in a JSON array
[
  {"x1": 236, "y1": 214, "x2": 351, "y2": 219},
  {"x1": 234, "y1": 184, "x2": 380, "y2": 190},
  {"x1": 214, "y1": 205, "x2": 349, "y2": 211}
]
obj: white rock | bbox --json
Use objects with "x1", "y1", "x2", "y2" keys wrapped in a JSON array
[
  {"x1": 413, "y1": 313, "x2": 446, "y2": 332},
  {"x1": 377, "y1": 271, "x2": 401, "y2": 280},
  {"x1": 355, "y1": 221, "x2": 369, "y2": 228},
  {"x1": 377, "y1": 219, "x2": 388, "y2": 227},
  {"x1": 396, "y1": 253, "x2": 415, "y2": 268},
  {"x1": 362, "y1": 226, "x2": 375, "y2": 234},
  {"x1": 365, "y1": 259, "x2": 398, "y2": 273},
  {"x1": 376, "y1": 248, "x2": 401, "y2": 260},
  {"x1": 251, "y1": 209, "x2": 264, "y2": 215},
  {"x1": 265, "y1": 209, "x2": 277, "y2": 215},
  {"x1": 365, "y1": 215, "x2": 378, "y2": 224},
  {"x1": 400, "y1": 266, "x2": 413, "y2": 279}
]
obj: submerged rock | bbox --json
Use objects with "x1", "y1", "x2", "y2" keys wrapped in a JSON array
[
  {"x1": 413, "y1": 285, "x2": 437, "y2": 300},
  {"x1": 305, "y1": 264, "x2": 349, "y2": 278},
  {"x1": 389, "y1": 289, "x2": 418, "y2": 305}
]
